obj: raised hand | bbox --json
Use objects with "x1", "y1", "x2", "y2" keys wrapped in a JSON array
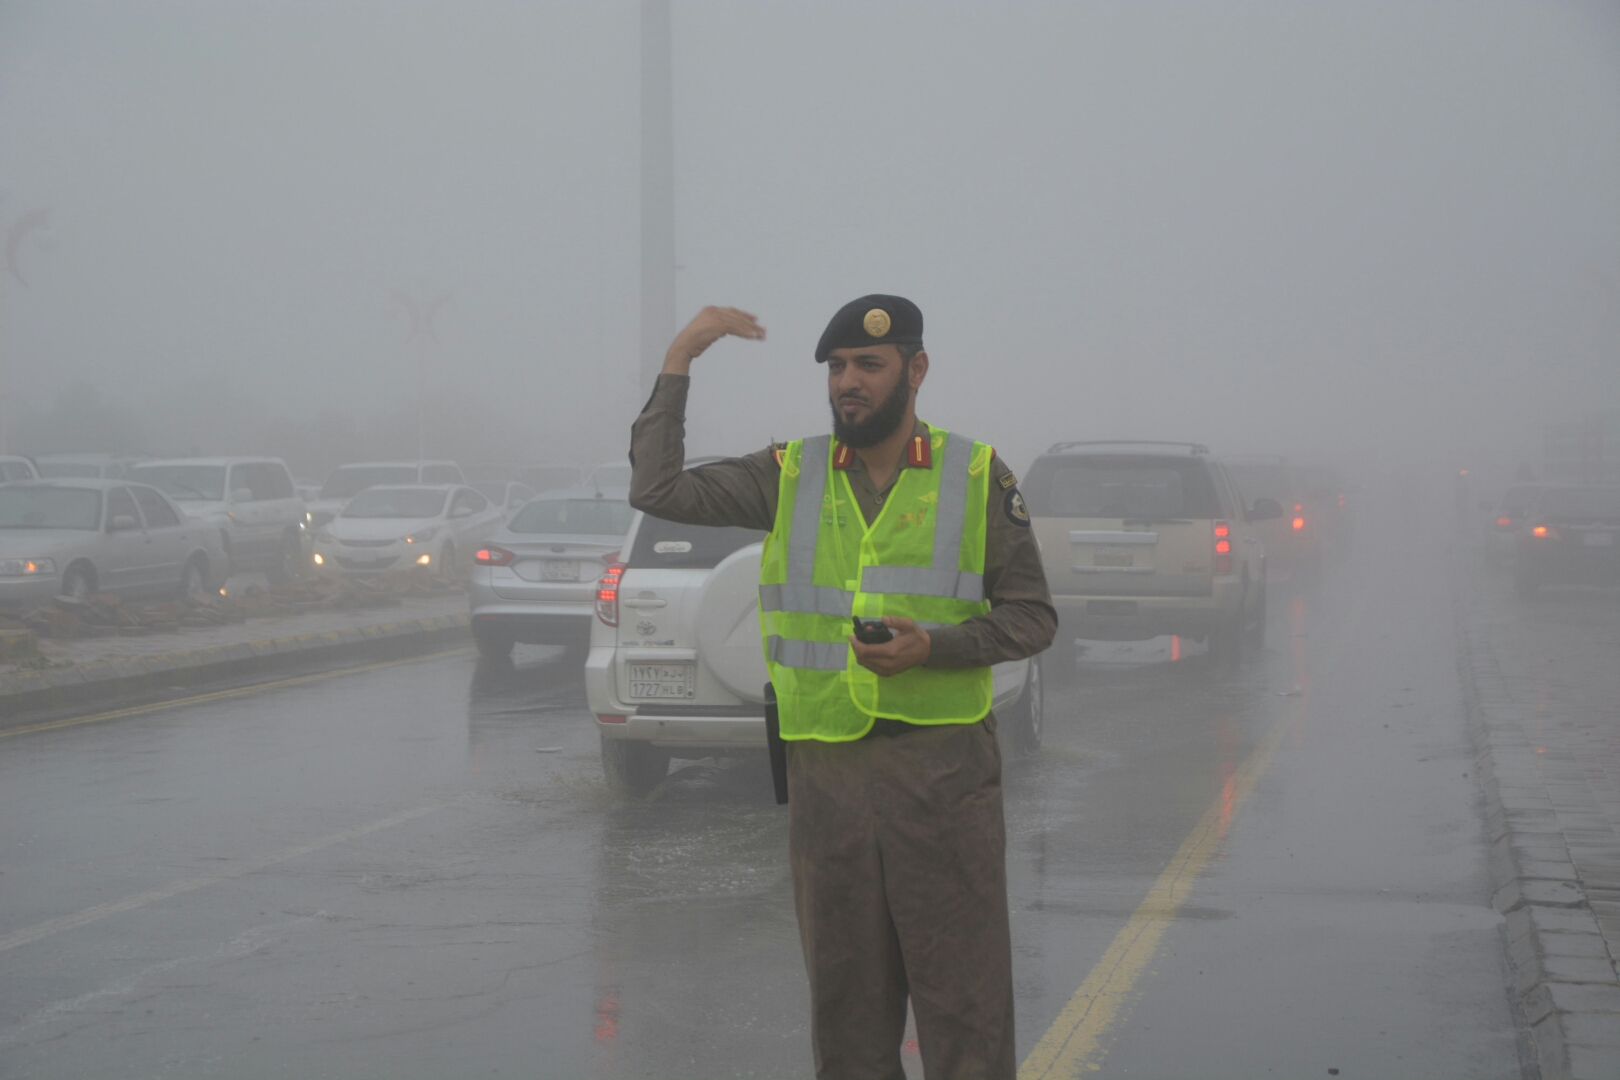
[{"x1": 662, "y1": 306, "x2": 766, "y2": 375}]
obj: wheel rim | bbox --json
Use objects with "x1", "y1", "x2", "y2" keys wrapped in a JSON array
[{"x1": 66, "y1": 570, "x2": 90, "y2": 599}]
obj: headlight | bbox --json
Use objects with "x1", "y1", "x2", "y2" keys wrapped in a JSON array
[
  {"x1": 0, "y1": 558, "x2": 56, "y2": 577},
  {"x1": 404, "y1": 527, "x2": 439, "y2": 545}
]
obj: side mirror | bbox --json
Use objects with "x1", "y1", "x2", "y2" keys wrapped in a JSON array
[
  {"x1": 231, "y1": 487, "x2": 255, "y2": 503},
  {"x1": 1249, "y1": 498, "x2": 1284, "y2": 522},
  {"x1": 451, "y1": 506, "x2": 474, "y2": 519},
  {"x1": 109, "y1": 514, "x2": 140, "y2": 532}
]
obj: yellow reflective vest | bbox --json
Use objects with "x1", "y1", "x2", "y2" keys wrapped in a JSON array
[{"x1": 758, "y1": 425, "x2": 994, "y2": 741}]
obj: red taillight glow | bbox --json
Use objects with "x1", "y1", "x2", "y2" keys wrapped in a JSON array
[
  {"x1": 1213, "y1": 521, "x2": 1233, "y2": 573},
  {"x1": 475, "y1": 545, "x2": 515, "y2": 566},
  {"x1": 597, "y1": 714, "x2": 627, "y2": 724},
  {"x1": 1496, "y1": 516, "x2": 1513, "y2": 529},
  {"x1": 1292, "y1": 516, "x2": 1306, "y2": 531},
  {"x1": 596, "y1": 562, "x2": 625, "y2": 626},
  {"x1": 1338, "y1": 493, "x2": 1347, "y2": 508},
  {"x1": 1531, "y1": 525, "x2": 1558, "y2": 540}
]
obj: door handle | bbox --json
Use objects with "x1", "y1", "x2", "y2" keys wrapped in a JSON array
[{"x1": 621, "y1": 598, "x2": 667, "y2": 609}]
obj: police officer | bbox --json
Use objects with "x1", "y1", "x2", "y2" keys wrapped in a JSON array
[{"x1": 628, "y1": 295, "x2": 1056, "y2": 1080}]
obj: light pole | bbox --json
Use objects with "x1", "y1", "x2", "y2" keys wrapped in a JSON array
[
  {"x1": 640, "y1": 0, "x2": 675, "y2": 400},
  {"x1": 389, "y1": 289, "x2": 454, "y2": 460},
  {"x1": 0, "y1": 199, "x2": 52, "y2": 456}
]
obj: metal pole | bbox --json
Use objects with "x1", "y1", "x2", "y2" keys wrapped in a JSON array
[{"x1": 640, "y1": 0, "x2": 676, "y2": 399}]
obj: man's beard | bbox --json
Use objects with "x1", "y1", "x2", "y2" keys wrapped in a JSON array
[{"x1": 830, "y1": 362, "x2": 912, "y2": 448}]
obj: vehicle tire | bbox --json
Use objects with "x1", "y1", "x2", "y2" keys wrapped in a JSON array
[
  {"x1": 1002, "y1": 656, "x2": 1045, "y2": 755},
  {"x1": 473, "y1": 622, "x2": 515, "y2": 658},
  {"x1": 1245, "y1": 578, "x2": 1268, "y2": 647},
  {"x1": 61, "y1": 562, "x2": 96, "y2": 601},
  {"x1": 265, "y1": 532, "x2": 299, "y2": 586},
  {"x1": 177, "y1": 556, "x2": 208, "y2": 600},
  {"x1": 600, "y1": 734, "x2": 671, "y2": 798}
]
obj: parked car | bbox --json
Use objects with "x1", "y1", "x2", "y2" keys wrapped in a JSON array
[
  {"x1": 0, "y1": 480, "x2": 228, "y2": 608},
  {"x1": 311, "y1": 484, "x2": 502, "y2": 578},
  {"x1": 1514, "y1": 485, "x2": 1620, "y2": 598},
  {"x1": 471, "y1": 480, "x2": 538, "y2": 518},
  {"x1": 0, "y1": 457, "x2": 40, "y2": 483},
  {"x1": 294, "y1": 479, "x2": 323, "y2": 503},
  {"x1": 583, "y1": 502, "x2": 1043, "y2": 795},
  {"x1": 123, "y1": 457, "x2": 306, "y2": 583},
  {"x1": 586, "y1": 462, "x2": 632, "y2": 490},
  {"x1": 468, "y1": 486, "x2": 632, "y2": 657},
  {"x1": 1225, "y1": 455, "x2": 1318, "y2": 572},
  {"x1": 303, "y1": 460, "x2": 466, "y2": 529},
  {"x1": 32, "y1": 454, "x2": 140, "y2": 480},
  {"x1": 1023, "y1": 441, "x2": 1277, "y2": 669}
]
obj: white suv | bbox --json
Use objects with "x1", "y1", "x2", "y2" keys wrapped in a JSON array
[
  {"x1": 124, "y1": 457, "x2": 307, "y2": 583},
  {"x1": 584, "y1": 508, "x2": 1043, "y2": 796}
]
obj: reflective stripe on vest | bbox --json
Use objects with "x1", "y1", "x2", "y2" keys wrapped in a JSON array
[{"x1": 758, "y1": 425, "x2": 994, "y2": 741}]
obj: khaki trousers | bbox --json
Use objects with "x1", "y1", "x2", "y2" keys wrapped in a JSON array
[{"x1": 786, "y1": 716, "x2": 1015, "y2": 1080}]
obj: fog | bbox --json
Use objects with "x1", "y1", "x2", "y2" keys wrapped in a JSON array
[{"x1": 1, "y1": 1, "x2": 1615, "y2": 479}]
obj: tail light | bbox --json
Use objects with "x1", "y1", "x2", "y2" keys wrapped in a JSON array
[
  {"x1": 1531, "y1": 525, "x2": 1559, "y2": 540},
  {"x1": 596, "y1": 562, "x2": 625, "y2": 626},
  {"x1": 1213, "y1": 521, "x2": 1233, "y2": 574},
  {"x1": 1292, "y1": 516, "x2": 1306, "y2": 531},
  {"x1": 1338, "y1": 494, "x2": 1347, "y2": 508},
  {"x1": 475, "y1": 545, "x2": 516, "y2": 566},
  {"x1": 597, "y1": 714, "x2": 627, "y2": 724},
  {"x1": 1495, "y1": 516, "x2": 1514, "y2": 530}
]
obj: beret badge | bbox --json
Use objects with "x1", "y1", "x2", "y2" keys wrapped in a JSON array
[{"x1": 863, "y1": 308, "x2": 892, "y2": 338}]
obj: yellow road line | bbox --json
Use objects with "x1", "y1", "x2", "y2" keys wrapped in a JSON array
[
  {"x1": 0, "y1": 802, "x2": 446, "y2": 954},
  {"x1": 1018, "y1": 719, "x2": 1288, "y2": 1078},
  {"x1": 0, "y1": 647, "x2": 473, "y2": 739}
]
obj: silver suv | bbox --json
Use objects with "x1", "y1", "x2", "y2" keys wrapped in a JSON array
[
  {"x1": 124, "y1": 457, "x2": 307, "y2": 583},
  {"x1": 584, "y1": 507, "x2": 1042, "y2": 796}
]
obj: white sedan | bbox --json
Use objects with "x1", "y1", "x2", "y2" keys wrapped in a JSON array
[{"x1": 310, "y1": 484, "x2": 503, "y2": 578}]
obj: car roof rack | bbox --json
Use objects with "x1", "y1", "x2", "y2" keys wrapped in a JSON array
[{"x1": 1045, "y1": 440, "x2": 1209, "y2": 455}]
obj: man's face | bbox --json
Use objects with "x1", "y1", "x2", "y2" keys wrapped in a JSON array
[{"x1": 825, "y1": 344, "x2": 927, "y2": 448}]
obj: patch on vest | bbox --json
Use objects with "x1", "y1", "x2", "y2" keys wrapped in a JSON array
[
  {"x1": 1004, "y1": 488, "x2": 1030, "y2": 527},
  {"x1": 999, "y1": 470, "x2": 1018, "y2": 490}
]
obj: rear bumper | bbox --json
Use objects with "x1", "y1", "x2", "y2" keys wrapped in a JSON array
[
  {"x1": 1050, "y1": 579, "x2": 1243, "y2": 640},
  {"x1": 596, "y1": 712, "x2": 767, "y2": 751}
]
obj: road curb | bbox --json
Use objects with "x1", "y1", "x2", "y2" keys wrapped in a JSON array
[
  {"x1": 1453, "y1": 577, "x2": 1620, "y2": 1080},
  {"x1": 0, "y1": 613, "x2": 470, "y2": 730}
]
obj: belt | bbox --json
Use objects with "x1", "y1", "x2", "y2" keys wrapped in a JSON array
[{"x1": 861, "y1": 716, "x2": 990, "y2": 739}]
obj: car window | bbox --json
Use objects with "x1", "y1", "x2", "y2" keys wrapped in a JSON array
[
  {"x1": 508, "y1": 498, "x2": 635, "y2": 537},
  {"x1": 471, "y1": 481, "x2": 507, "y2": 503},
  {"x1": 1024, "y1": 456, "x2": 1222, "y2": 519},
  {"x1": 452, "y1": 489, "x2": 488, "y2": 514},
  {"x1": 512, "y1": 485, "x2": 534, "y2": 503},
  {"x1": 0, "y1": 461, "x2": 34, "y2": 482},
  {"x1": 1539, "y1": 487, "x2": 1620, "y2": 519},
  {"x1": 263, "y1": 462, "x2": 296, "y2": 499},
  {"x1": 320, "y1": 466, "x2": 419, "y2": 499},
  {"x1": 106, "y1": 487, "x2": 140, "y2": 527},
  {"x1": 627, "y1": 514, "x2": 766, "y2": 570},
  {"x1": 130, "y1": 486, "x2": 181, "y2": 527},
  {"x1": 1499, "y1": 486, "x2": 1540, "y2": 516},
  {"x1": 342, "y1": 488, "x2": 448, "y2": 518},
  {"x1": 37, "y1": 462, "x2": 103, "y2": 479},
  {"x1": 125, "y1": 464, "x2": 228, "y2": 501},
  {"x1": 423, "y1": 465, "x2": 463, "y2": 484},
  {"x1": 0, "y1": 486, "x2": 101, "y2": 529}
]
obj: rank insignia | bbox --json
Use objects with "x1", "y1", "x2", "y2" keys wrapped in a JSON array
[
  {"x1": 906, "y1": 434, "x2": 932, "y2": 469},
  {"x1": 863, "y1": 308, "x2": 891, "y2": 337},
  {"x1": 999, "y1": 471, "x2": 1018, "y2": 490},
  {"x1": 832, "y1": 443, "x2": 856, "y2": 470}
]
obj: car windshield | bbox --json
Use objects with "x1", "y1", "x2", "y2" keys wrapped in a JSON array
[
  {"x1": 124, "y1": 464, "x2": 227, "y2": 501},
  {"x1": 1226, "y1": 463, "x2": 1291, "y2": 505},
  {"x1": 1499, "y1": 486, "x2": 1540, "y2": 516},
  {"x1": 508, "y1": 498, "x2": 634, "y2": 536},
  {"x1": 1540, "y1": 487, "x2": 1620, "y2": 520},
  {"x1": 321, "y1": 466, "x2": 419, "y2": 499},
  {"x1": 472, "y1": 481, "x2": 510, "y2": 503},
  {"x1": 35, "y1": 462, "x2": 104, "y2": 479},
  {"x1": 1024, "y1": 457, "x2": 1222, "y2": 519},
  {"x1": 0, "y1": 487, "x2": 102, "y2": 530},
  {"x1": 341, "y1": 488, "x2": 446, "y2": 519}
]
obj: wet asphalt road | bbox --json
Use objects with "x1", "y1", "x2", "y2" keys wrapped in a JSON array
[{"x1": 1, "y1": 490, "x2": 1525, "y2": 1079}]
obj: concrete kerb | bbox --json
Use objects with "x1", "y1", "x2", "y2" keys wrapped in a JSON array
[
  {"x1": 0, "y1": 613, "x2": 470, "y2": 730},
  {"x1": 1454, "y1": 579, "x2": 1620, "y2": 1080}
]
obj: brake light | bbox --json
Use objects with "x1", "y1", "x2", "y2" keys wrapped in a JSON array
[
  {"x1": 1338, "y1": 494, "x2": 1347, "y2": 508},
  {"x1": 1531, "y1": 525, "x2": 1559, "y2": 540},
  {"x1": 596, "y1": 562, "x2": 625, "y2": 626},
  {"x1": 475, "y1": 545, "x2": 516, "y2": 566},
  {"x1": 1292, "y1": 516, "x2": 1306, "y2": 531},
  {"x1": 1496, "y1": 516, "x2": 1513, "y2": 529},
  {"x1": 597, "y1": 714, "x2": 627, "y2": 724},
  {"x1": 1213, "y1": 521, "x2": 1233, "y2": 573}
]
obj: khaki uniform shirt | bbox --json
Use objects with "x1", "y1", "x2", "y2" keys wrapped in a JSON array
[{"x1": 628, "y1": 374, "x2": 1057, "y2": 669}]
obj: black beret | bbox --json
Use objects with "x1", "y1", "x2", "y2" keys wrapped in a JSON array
[{"x1": 815, "y1": 294, "x2": 923, "y2": 363}]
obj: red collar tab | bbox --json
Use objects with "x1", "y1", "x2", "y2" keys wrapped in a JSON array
[
  {"x1": 832, "y1": 443, "x2": 855, "y2": 470},
  {"x1": 906, "y1": 434, "x2": 932, "y2": 469}
]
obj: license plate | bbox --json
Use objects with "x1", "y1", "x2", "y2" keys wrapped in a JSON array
[
  {"x1": 1584, "y1": 532, "x2": 1614, "y2": 547},
  {"x1": 536, "y1": 559, "x2": 579, "y2": 581},
  {"x1": 628, "y1": 663, "x2": 696, "y2": 698},
  {"x1": 1093, "y1": 552, "x2": 1135, "y2": 568}
]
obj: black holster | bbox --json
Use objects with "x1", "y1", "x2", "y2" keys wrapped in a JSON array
[{"x1": 764, "y1": 683, "x2": 789, "y2": 805}]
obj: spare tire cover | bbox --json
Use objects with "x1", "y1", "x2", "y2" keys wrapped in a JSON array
[{"x1": 694, "y1": 542, "x2": 769, "y2": 704}]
